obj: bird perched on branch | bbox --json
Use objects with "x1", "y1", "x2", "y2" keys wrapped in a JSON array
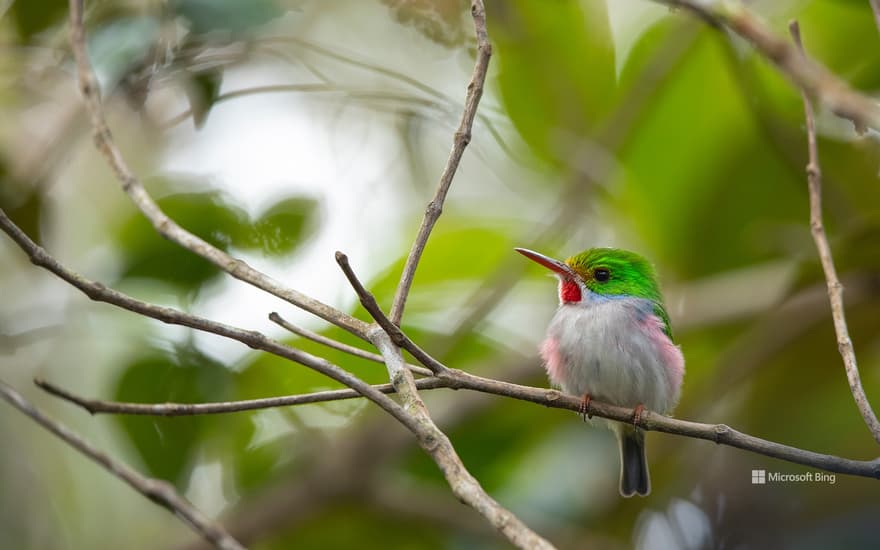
[{"x1": 516, "y1": 247, "x2": 684, "y2": 497}]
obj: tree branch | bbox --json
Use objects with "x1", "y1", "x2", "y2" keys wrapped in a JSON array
[
  {"x1": 0, "y1": 207, "x2": 420, "y2": 435},
  {"x1": 6, "y1": 203, "x2": 878, "y2": 491},
  {"x1": 34, "y1": 376, "x2": 448, "y2": 416},
  {"x1": 789, "y1": 21, "x2": 880, "y2": 445},
  {"x1": 0, "y1": 207, "x2": 539, "y2": 548},
  {"x1": 389, "y1": 0, "x2": 492, "y2": 324},
  {"x1": 268, "y1": 312, "x2": 433, "y2": 377},
  {"x1": 162, "y1": 83, "x2": 458, "y2": 129},
  {"x1": 447, "y1": 369, "x2": 880, "y2": 479},
  {"x1": 0, "y1": 379, "x2": 245, "y2": 550},
  {"x1": 657, "y1": 0, "x2": 880, "y2": 133},
  {"x1": 12, "y1": 8, "x2": 875, "y2": 548},
  {"x1": 335, "y1": 252, "x2": 449, "y2": 375},
  {"x1": 66, "y1": 0, "x2": 369, "y2": 339},
  {"x1": 175, "y1": 361, "x2": 535, "y2": 550},
  {"x1": 37, "y1": 364, "x2": 880, "y2": 481},
  {"x1": 338, "y1": 254, "x2": 555, "y2": 550}
]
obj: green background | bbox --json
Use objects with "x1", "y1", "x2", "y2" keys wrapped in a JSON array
[{"x1": 1, "y1": 1, "x2": 879, "y2": 548}]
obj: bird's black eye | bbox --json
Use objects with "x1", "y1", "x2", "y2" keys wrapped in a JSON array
[{"x1": 594, "y1": 268, "x2": 610, "y2": 282}]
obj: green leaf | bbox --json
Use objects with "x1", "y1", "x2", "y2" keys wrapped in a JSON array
[
  {"x1": 381, "y1": 0, "x2": 470, "y2": 47},
  {"x1": 241, "y1": 197, "x2": 317, "y2": 256},
  {"x1": 9, "y1": 0, "x2": 67, "y2": 42},
  {"x1": 116, "y1": 188, "x2": 319, "y2": 290},
  {"x1": 369, "y1": 222, "x2": 512, "y2": 296},
  {"x1": 186, "y1": 70, "x2": 224, "y2": 129},
  {"x1": 228, "y1": 427, "x2": 283, "y2": 492},
  {"x1": 267, "y1": 505, "x2": 445, "y2": 550},
  {"x1": 113, "y1": 345, "x2": 236, "y2": 485},
  {"x1": 174, "y1": 0, "x2": 283, "y2": 36},
  {"x1": 116, "y1": 190, "x2": 250, "y2": 291},
  {"x1": 612, "y1": 31, "x2": 807, "y2": 276},
  {"x1": 489, "y1": 0, "x2": 615, "y2": 163},
  {"x1": 0, "y1": 160, "x2": 45, "y2": 246},
  {"x1": 3, "y1": 191, "x2": 44, "y2": 247},
  {"x1": 797, "y1": 1, "x2": 880, "y2": 91},
  {"x1": 87, "y1": 16, "x2": 161, "y2": 94}
]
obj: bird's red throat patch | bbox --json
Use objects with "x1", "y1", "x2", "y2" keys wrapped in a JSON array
[{"x1": 559, "y1": 279, "x2": 582, "y2": 303}]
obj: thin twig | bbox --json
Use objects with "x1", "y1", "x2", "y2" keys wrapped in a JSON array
[
  {"x1": 35, "y1": 376, "x2": 447, "y2": 416},
  {"x1": 389, "y1": 0, "x2": 492, "y2": 324},
  {"x1": 270, "y1": 36, "x2": 454, "y2": 103},
  {"x1": 657, "y1": 0, "x2": 880, "y2": 133},
  {"x1": 0, "y1": 379, "x2": 245, "y2": 550},
  {"x1": 66, "y1": 0, "x2": 369, "y2": 339},
  {"x1": 338, "y1": 253, "x2": 555, "y2": 550},
  {"x1": 335, "y1": 252, "x2": 448, "y2": 375},
  {"x1": 268, "y1": 312, "x2": 433, "y2": 377},
  {"x1": 161, "y1": 83, "x2": 450, "y2": 129},
  {"x1": 789, "y1": 21, "x2": 880, "y2": 445}
]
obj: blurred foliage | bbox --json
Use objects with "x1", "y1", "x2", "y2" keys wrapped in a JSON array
[
  {"x1": 0, "y1": 157, "x2": 46, "y2": 245},
  {"x1": 8, "y1": 0, "x2": 67, "y2": 41},
  {"x1": 382, "y1": 0, "x2": 471, "y2": 47},
  {"x1": 185, "y1": 69, "x2": 223, "y2": 128},
  {"x1": 87, "y1": 16, "x2": 161, "y2": 94},
  {"x1": 174, "y1": 0, "x2": 284, "y2": 36},
  {"x1": 114, "y1": 344, "x2": 238, "y2": 484},
  {"x1": 1, "y1": 0, "x2": 880, "y2": 549},
  {"x1": 116, "y1": 188, "x2": 315, "y2": 292},
  {"x1": 491, "y1": 0, "x2": 616, "y2": 163}
]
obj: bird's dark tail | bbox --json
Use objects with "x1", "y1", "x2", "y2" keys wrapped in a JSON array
[{"x1": 618, "y1": 426, "x2": 650, "y2": 497}]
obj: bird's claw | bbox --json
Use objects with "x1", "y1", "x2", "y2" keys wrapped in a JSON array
[
  {"x1": 579, "y1": 394, "x2": 593, "y2": 422},
  {"x1": 632, "y1": 403, "x2": 645, "y2": 427}
]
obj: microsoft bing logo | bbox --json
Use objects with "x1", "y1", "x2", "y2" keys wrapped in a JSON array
[{"x1": 749, "y1": 468, "x2": 835, "y2": 485}]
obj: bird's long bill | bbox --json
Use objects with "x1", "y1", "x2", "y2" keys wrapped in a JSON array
[{"x1": 514, "y1": 248, "x2": 576, "y2": 278}]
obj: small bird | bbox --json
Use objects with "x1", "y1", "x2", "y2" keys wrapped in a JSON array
[{"x1": 516, "y1": 247, "x2": 684, "y2": 497}]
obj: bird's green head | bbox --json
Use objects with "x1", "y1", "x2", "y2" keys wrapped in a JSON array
[
  {"x1": 516, "y1": 246, "x2": 672, "y2": 336},
  {"x1": 564, "y1": 247, "x2": 662, "y2": 302}
]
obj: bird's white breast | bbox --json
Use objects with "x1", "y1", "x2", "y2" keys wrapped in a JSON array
[{"x1": 541, "y1": 297, "x2": 682, "y2": 414}]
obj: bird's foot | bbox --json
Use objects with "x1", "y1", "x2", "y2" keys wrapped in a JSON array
[
  {"x1": 632, "y1": 403, "x2": 645, "y2": 427},
  {"x1": 579, "y1": 394, "x2": 593, "y2": 422}
]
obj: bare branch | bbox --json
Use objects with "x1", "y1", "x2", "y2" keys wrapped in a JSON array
[
  {"x1": 4, "y1": 204, "x2": 549, "y2": 547},
  {"x1": 162, "y1": 83, "x2": 452, "y2": 129},
  {"x1": 34, "y1": 366, "x2": 880, "y2": 481},
  {"x1": 389, "y1": 0, "x2": 493, "y2": 324},
  {"x1": 6, "y1": 206, "x2": 878, "y2": 485},
  {"x1": 0, "y1": 379, "x2": 245, "y2": 550},
  {"x1": 0, "y1": 208, "x2": 420, "y2": 434},
  {"x1": 7, "y1": 205, "x2": 878, "y2": 484},
  {"x1": 658, "y1": 0, "x2": 880, "y2": 133},
  {"x1": 175, "y1": 360, "x2": 539, "y2": 550},
  {"x1": 338, "y1": 253, "x2": 555, "y2": 550},
  {"x1": 35, "y1": 376, "x2": 448, "y2": 416},
  {"x1": 789, "y1": 21, "x2": 880, "y2": 445},
  {"x1": 447, "y1": 370, "x2": 880, "y2": 480},
  {"x1": 268, "y1": 312, "x2": 434, "y2": 377},
  {"x1": 66, "y1": 0, "x2": 369, "y2": 339},
  {"x1": 335, "y1": 252, "x2": 448, "y2": 375}
]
